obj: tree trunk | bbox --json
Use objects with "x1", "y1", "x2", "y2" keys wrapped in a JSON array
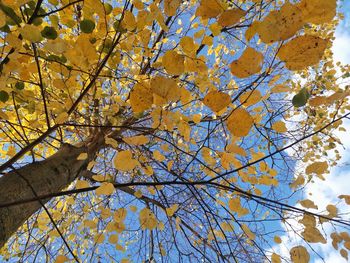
[{"x1": 0, "y1": 140, "x2": 101, "y2": 248}]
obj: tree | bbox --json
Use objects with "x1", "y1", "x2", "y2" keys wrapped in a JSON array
[{"x1": 0, "y1": 0, "x2": 349, "y2": 262}]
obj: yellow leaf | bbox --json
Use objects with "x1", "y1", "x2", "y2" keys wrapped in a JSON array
[
  {"x1": 290, "y1": 246, "x2": 310, "y2": 263},
  {"x1": 272, "y1": 121, "x2": 288, "y2": 133},
  {"x1": 277, "y1": 35, "x2": 329, "y2": 71},
  {"x1": 298, "y1": 0, "x2": 336, "y2": 24},
  {"x1": 76, "y1": 180, "x2": 89, "y2": 189},
  {"x1": 76, "y1": 153, "x2": 88, "y2": 160},
  {"x1": 166, "y1": 204, "x2": 178, "y2": 217},
  {"x1": 139, "y1": 207, "x2": 157, "y2": 230},
  {"x1": 20, "y1": 24, "x2": 43, "y2": 43},
  {"x1": 122, "y1": 11, "x2": 136, "y2": 31},
  {"x1": 55, "y1": 255, "x2": 69, "y2": 263},
  {"x1": 55, "y1": 112, "x2": 68, "y2": 124},
  {"x1": 123, "y1": 135, "x2": 149, "y2": 145},
  {"x1": 162, "y1": 50, "x2": 184, "y2": 75},
  {"x1": 245, "y1": 21, "x2": 259, "y2": 42},
  {"x1": 195, "y1": 0, "x2": 225, "y2": 19},
  {"x1": 271, "y1": 253, "x2": 281, "y2": 263},
  {"x1": 305, "y1": 161, "x2": 328, "y2": 177},
  {"x1": 134, "y1": 190, "x2": 143, "y2": 198},
  {"x1": 217, "y1": 8, "x2": 245, "y2": 27},
  {"x1": 113, "y1": 150, "x2": 139, "y2": 171},
  {"x1": 340, "y1": 249, "x2": 348, "y2": 261},
  {"x1": 302, "y1": 227, "x2": 326, "y2": 244},
  {"x1": 203, "y1": 90, "x2": 231, "y2": 112},
  {"x1": 6, "y1": 145, "x2": 16, "y2": 157},
  {"x1": 299, "y1": 199, "x2": 318, "y2": 209},
  {"x1": 226, "y1": 144, "x2": 247, "y2": 156},
  {"x1": 257, "y1": 2, "x2": 304, "y2": 43},
  {"x1": 339, "y1": 195, "x2": 350, "y2": 205},
  {"x1": 151, "y1": 76, "x2": 179, "y2": 104},
  {"x1": 239, "y1": 90, "x2": 262, "y2": 106},
  {"x1": 228, "y1": 197, "x2": 248, "y2": 217},
  {"x1": 153, "y1": 150, "x2": 165, "y2": 162},
  {"x1": 180, "y1": 36, "x2": 197, "y2": 57},
  {"x1": 274, "y1": 236, "x2": 282, "y2": 244},
  {"x1": 230, "y1": 47, "x2": 263, "y2": 78},
  {"x1": 129, "y1": 82, "x2": 153, "y2": 113},
  {"x1": 242, "y1": 224, "x2": 255, "y2": 240},
  {"x1": 164, "y1": 0, "x2": 181, "y2": 16},
  {"x1": 105, "y1": 137, "x2": 119, "y2": 148},
  {"x1": 96, "y1": 182, "x2": 115, "y2": 196},
  {"x1": 226, "y1": 108, "x2": 254, "y2": 137},
  {"x1": 184, "y1": 57, "x2": 208, "y2": 73},
  {"x1": 108, "y1": 234, "x2": 119, "y2": 244}
]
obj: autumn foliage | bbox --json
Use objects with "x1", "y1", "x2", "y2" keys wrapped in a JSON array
[{"x1": 0, "y1": 0, "x2": 350, "y2": 262}]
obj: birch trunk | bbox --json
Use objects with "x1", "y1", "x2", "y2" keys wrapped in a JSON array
[{"x1": 0, "y1": 140, "x2": 101, "y2": 248}]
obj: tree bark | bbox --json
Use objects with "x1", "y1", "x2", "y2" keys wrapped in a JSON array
[{"x1": 0, "y1": 138, "x2": 102, "y2": 249}]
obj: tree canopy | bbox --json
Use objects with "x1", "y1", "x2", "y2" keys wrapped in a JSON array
[{"x1": 0, "y1": 0, "x2": 350, "y2": 262}]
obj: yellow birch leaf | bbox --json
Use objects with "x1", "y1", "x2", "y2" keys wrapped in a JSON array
[
  {"x1": 134, "y1": 190, "x2": 143, "y2": 198},
  {"x1": 108, "y1": 234, "x2": 119, "y2": 244},
  {"x1": 226, "y1": 108, "x2": 254, "y2": 137},
  {"x1": 339, "y1": 195, "x2": 350, "y2": 205},
  {"x1": 203, "y1": 90, "x2": 231, "y2": 112},
  {"x1": 290, "y1": 246, "x2": 310, "y2": 263},
  {"x1": 20, "y1": 24, "x2": 43, "y2": 43},
  {"x1": 277, "y1": 35, "x2": 329, "y2": 71},
  {"x1": 230, "y1": 47, "x2": 263, "y2": 78},
  {"x1": 55, "y1": 112, "x2": 68, "y2": 124},
  {"x1": 257, "y1": 2, "x2": 304, "y2": 43},
  {"x1": 76, "y1": 180, "x2": 89, "y2": 189},
  {"x1": 271, "y1": 253, "x2": 281, "y2": 263},
  {"x1": 139, "y1": 208, "x2": 157, "y2": 230},
  {"x1": 272, "y1": 121, "x2": 288, "y2": 133},
  {"x1": 195, "y1": 0, "x2": 225, "y2": 19},
  {"x1": 105, "y1": 137, "x2": 119, "y2": 148},
  {"x1": 242, "y1": 224, "x2": 255, "y2": 240},
  {"x1": 340, "y1": 249, "x2": 348, "y2": 261},
  {"x1": 151, "y1": 76, "x2": 179, "y2": 104},
  {"x1": 245, "y1": 21, "x2": 259, "y2": 42},
  {"x1": 76, "y1": 153, "x2": 88, "y2": 160},
  {"x1": 55, "y1": 255, "x2": 69, "y2": 263},
  {"x1": 298, "y1": 0, "x2": 336, "y2": 24},
  {"x1": 305, "y1": 161, "x2": 328, "y2": 177},
  {"x1": 164, "y1": 0, "x2": 181, "y2": 16},
  {"x1": 113, "y1": 150, "x2": 139, "y2": 171},
  {"x1": 180, "y1": 36, "x2": 197, "y2": 57},
  {"x1": 217, "y1": 9, "x2": 245, "y2": 27},
  {"x1": 153, "y1": 150, "x2": 165, "y2": 162},
  {"x1": 166, "y1": 204, "x2": 178, "y2": 217},
  {"x1": 302, "y1": 227, "x2": 326, "y2": 244},
  {"x1": 122, "y1": 11, "x2": 136, "y2": 31},
  {"x1": 226, "y1": 144, "x2": 247, "y2": 156},
  {"x1": 299, "y1": 199, "x2": 318, "y2": 209},
  {"x1": 274, "y1": 236, "x2": 282, "y2": 244},
  {"x1": 96, "y1": 182, "x2": 115, "y2": 196},
  {"x1": 130, "y1": 83, "x2": 153, "y2": 113},
  {"x1": 123, "y1": 135, "x2": 149, "y2": 145},
  {"x1": 162, "y1": 50, "x2": 184, "y2": 75},
  {"x1": 239, "y1": 90, "x2": 262, "y2": 106}
]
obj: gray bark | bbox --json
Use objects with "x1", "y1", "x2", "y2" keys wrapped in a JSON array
[{"x1": 0, "y1": 143, "x2": 95, "y2": 248}]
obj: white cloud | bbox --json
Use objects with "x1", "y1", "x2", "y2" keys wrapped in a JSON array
[{"x1": 333, "y1": 33, "x2": 350, "y2": 65}]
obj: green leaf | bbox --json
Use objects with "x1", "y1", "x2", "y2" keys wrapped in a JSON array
[
  {"x1": 0, "y1": 4, "x2": 22, "y2": 25},
  {"x1": 15, "y1": 82, "x2": 24, "y2": 90},
  {"x1": 0, "y1": 90, "x2": 9, "y2": 102},
  {"x1": 80, "y1": 19, "x2": 95, "y2": 34},
  {"x1": 41, "y1": 26, "x2": 58, "y2": 40},
  {"x1": 104, "y1": 3, "x2": 113, "y2": 15},
  {"x1": 292, "y1": 88, "x2": 310, "y2": 107}
]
